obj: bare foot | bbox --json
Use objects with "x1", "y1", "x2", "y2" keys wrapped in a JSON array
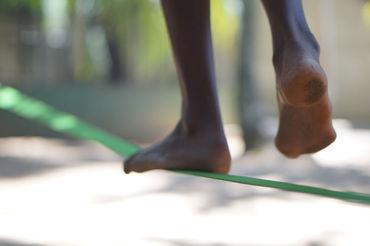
[
  {"x1": 275, "y1": 91, "x2": 336, "y2": 158},
  {"x1": 261, "y1": 0, "x2": 335, "y2": 157},
  {"x1": 123, "y1": 123, "x2": 231, "y2": 174},
  {"x1": 273, "y1": 42, "x2": 327, "y2": 107}
]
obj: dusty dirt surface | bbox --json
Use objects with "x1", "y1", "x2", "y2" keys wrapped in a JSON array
[{"x1": 0, "y1": 121, "x2": 370, "y2": 246}]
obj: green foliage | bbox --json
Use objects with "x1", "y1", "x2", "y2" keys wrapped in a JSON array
[
  {"x1": 363, "y1": 1, "x2": 370, "y2": 26},
  {"x1": 0, "y1": 0, "x2": 42, "y2": 11},
  {"x1": 211, "y1": 0, "x2": 241, "y2": 51},
  {"x1": 98, "y1": 0, "x2": 172, "y2": 83},
  {"x1": 96, "y1": 0, "x2": 241, "y2": 83},
  {"x1": 0, "y1": 0, "x2": 241, "y2": 84}
]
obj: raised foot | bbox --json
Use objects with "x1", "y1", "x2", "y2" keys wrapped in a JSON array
[
  {"x1": 275, "y1": 93, "x2": 336, "y2": 158},
  {"x1": 123, "y1": 125, "x2": 231, "y2": 174}
]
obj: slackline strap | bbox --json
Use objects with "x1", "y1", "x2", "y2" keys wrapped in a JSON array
[{"x1": 0, "y1": 86, "x2": 369, "y2": 205}]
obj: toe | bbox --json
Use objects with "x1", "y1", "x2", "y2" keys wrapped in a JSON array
[{"x1": 123, "y1": 154, "x2": 137, "y2": 174}]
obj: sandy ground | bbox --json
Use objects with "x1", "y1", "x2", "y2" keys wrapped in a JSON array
[{"x1": 0, "y1": 121, "x2": 370, "y2": 246}]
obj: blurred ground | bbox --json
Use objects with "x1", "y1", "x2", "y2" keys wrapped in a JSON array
[{"x1": 0, "y1": 120, "x2": 370, "y2": 246}]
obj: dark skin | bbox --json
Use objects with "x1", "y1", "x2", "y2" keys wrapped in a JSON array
[
  {"x1": 124, "y1": 0, "x2": 336, "y2": 174},
  {"x1": 261, "y1": 0, "x2": 336, "y2": 157}
]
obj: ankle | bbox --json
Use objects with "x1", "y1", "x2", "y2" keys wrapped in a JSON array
[
  {"x1": 178, "y1": 105, "x2": 224, "y2": 133},
  {"x1": 272, "y1": 37, "x2": 320, "y2": 71},
  {"x1": 178, "y1": 118, "x2": 225, "y2": 140}
]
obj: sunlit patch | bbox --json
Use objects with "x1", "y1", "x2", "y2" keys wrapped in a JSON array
[
  {"x1": 42, "y1": 0, "x2": 68, "y2": 48},
  {"x1": 362, "y1": 2, "x2": 370, "y2": 27},
  {"x1": 224, "y1": 124, "x2": 245, "y2": 159},
  {"x1": 313, "y1": 119, "x2": 370, "y2": 167}
]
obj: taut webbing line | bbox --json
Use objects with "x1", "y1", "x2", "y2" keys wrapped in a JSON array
[{"x1": 0, "y1": 86, "x2": 369, "y2": 205}]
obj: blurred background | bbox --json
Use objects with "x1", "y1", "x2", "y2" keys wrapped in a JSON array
[
  {"x1": 1, "y1": 0, "x2": 370, "y2": 141},
  {"x1": 1, "y1": 0, "x2": 370, "y2": 245}
]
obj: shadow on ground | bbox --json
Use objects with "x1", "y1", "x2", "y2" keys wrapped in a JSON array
[
  {"x1": 0, "y1": 138, "x2": 120, "y2": 179},
  {"x1": 146, "y1": 238, "x2": 229, "y2": 246},
  {"x1": 0, "y1": 157, "x2": 62, "y2": 179},
  {"x1": 2, "y1": 137, "x2": 370, "y2": 212},
  {"x1": 97, "y1": 153, "x2": 370, "y2": 212},
  {"x1": 96, "y1": 148, "x2": 370, "y2": 212},
  {"x1": 0, "y1": 238, "x2": 43, "y2": 246}
]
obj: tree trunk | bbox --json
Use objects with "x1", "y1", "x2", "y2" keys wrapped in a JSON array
[
  {"x1": 238, "y1": 0, "x2": 265, "y2": 150},
  {"x1": 71, "y1": 0, "x2": 87, "y2": 81},
  {"x1": 102, "y1": 21, "x2": 126, "y2": 84}
]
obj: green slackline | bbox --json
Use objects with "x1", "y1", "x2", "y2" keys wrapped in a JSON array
[{"x1": 0, "y1": 86, "x2": 370, "y2": 206}]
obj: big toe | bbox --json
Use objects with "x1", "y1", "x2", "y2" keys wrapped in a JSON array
[
  {"x1": 123, "y1": 153, "x2": 139, "y2": 174},
  {"x1": 123, "y1": 150, "x2": 163, "y2": 174}
]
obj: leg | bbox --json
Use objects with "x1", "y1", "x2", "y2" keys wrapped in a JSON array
[
  {"x1": 262, "y1": 0, "x2": 326, "y2": 107},
  {"x1": 124, "y1": 0, "x2": 231, "y2": 173},
  {"x1": 262, "y1": 0, "x2": 336, "y2": 157}
]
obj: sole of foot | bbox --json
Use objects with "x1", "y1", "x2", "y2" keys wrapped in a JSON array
[
  {"x1": 275, "y1": 92, "x2": 336, "y2": 158},
  {"x1": 274, "y1": 42, "x2": 327, "y2": 107},
  {"x1": 278, "y1": 58, "x2": 327, "y2": 107}
]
